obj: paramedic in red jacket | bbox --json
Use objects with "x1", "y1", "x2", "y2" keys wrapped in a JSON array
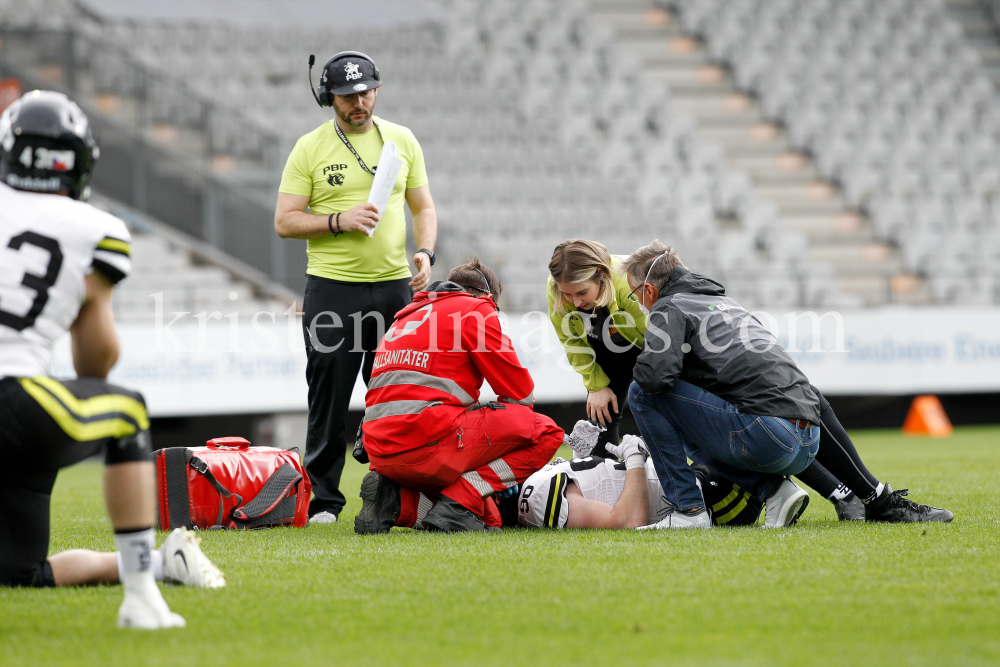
[{"x1": 354, "y1": 260, "x2": 565, "y2": 533}]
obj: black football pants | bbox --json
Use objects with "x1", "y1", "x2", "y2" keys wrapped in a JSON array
[
  {"x1": 0, "y1": 376, "x2": 151, "y2": 587},
  {"x1": 301, "y1": 275, "x2": 412, "y2": 517}
]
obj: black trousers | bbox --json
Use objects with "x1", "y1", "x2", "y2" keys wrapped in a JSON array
[
  {"x1": 0, "y1": 376, "x2": 151, "y2": 587},
  {"x1": 301, "y1": 275, "x2": 412, "y2": 516},
  {"x1": 800, "y1": 395, "x2": 881, "y2": 501}
]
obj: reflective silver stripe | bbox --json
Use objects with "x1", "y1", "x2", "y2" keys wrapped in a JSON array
[
  {"x1": 488, "y1": 459, "x2": 517, "y2": 488},
  {"x1": 500, "y1": 393, "x2": 534, "y2": 407},
  {"x1": 461, "y1": 471, "x2": 495, "y2": 498},
  {"x1": 368, "y1": 370, "x2": 474, "y2": 406},
  {"x1": 416, "y1": 493, "x2": 434, "y2": 521},
  {"x1": 363, "y1": 400, "x2": 441, "y2": 422}
]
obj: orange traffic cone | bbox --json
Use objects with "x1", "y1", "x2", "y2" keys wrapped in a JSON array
[{"x1": 902, "y1": 395, "x2": 953, "y2": 437}]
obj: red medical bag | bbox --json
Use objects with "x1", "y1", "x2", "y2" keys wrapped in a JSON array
[{"x1": 154, "y1": 437, "x2": 311, "y2": 530}]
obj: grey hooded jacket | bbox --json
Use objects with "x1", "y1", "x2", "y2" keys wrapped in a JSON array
[{"x1": 632, "y1": 267, "x2": 821, "y2": 424}]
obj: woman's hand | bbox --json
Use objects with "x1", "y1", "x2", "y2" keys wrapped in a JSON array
[{"x1": 586, "y1": 386, "x2": 618, "y2": 425}]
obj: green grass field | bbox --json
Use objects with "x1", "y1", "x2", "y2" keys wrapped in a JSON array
[{"x1": 2, "y1": 427, "x2": 998, "y2": 667}]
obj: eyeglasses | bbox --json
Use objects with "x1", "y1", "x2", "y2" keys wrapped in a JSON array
[{"x1": 627, "y1": 252, "x2": 667, "y2": 301}]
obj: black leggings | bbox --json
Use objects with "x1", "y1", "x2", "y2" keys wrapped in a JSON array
[
  {"x1": 796, "y1": 393, "x2": 881, "y2": 501},
  {"x1": 0, "y1": 376, "x2": 152, "y2": 587}
]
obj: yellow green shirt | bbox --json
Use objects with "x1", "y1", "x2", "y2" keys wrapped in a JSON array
[
  {"x1": 546, "y1": 256, "x2": 649, "y2": 393},
  {"x1": 278, "y1": 116, "x2": 428, "y2": 282}
]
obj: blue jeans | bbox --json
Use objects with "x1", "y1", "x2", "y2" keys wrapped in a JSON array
[{"x1": 629, "y1": 380, "x2": 819, "y2": 512}]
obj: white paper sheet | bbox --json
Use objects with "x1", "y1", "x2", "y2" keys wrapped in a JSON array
[{"x1": 366, "y1": 140, "x2": 402, "y2": 237}]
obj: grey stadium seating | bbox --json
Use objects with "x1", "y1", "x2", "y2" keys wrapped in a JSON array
[{"x1": 4, "y1": 0, "x2": 999, "y2": 313}]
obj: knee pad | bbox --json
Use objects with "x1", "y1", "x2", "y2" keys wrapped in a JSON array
[
  {"x1": 104, "y1": 392, "x2": 152, "y2": 465},
  {"x1": 104, "y1": 387, "x2": 153, "y2": 465},
  {"x1": 105, "y1": 428, "x2": 152, "y2": 465}
]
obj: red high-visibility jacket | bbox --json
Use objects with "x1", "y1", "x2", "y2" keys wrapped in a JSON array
[{"x1": 363, "y1": 282, "x2": 535, "y2": 456}]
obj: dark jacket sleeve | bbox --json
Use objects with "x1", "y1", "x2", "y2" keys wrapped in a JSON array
[{"x1": 633, "y1": 302, "x2": 687, "y2": 394}]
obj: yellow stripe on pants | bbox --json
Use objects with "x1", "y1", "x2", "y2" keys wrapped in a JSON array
[
  {"x1": 712, "y1": 485, "x2": 741, "y2": 512},
  {"x1": 19, "y1": 377, "x2": 149, "y2": 441},
  {"x1": 714, "y1": 493, "x2": 751, "y2": 525}
]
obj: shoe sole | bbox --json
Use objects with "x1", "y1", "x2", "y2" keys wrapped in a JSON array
[
  {"x1": 866, "y1": 509, "x2": 955, "y2": 523},
  {"x1": 764, "y1": 491, "x2": 809, "y2": 528},
  {"x1": 354, "y1": 473, "x2": 390, "y2": 535},
  {"x1": 782, "y1": 493, "x2": 809, "y2": 527}
]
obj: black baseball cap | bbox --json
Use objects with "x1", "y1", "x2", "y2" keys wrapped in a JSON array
[{"x1": 322, "y1": 52, "x2": 382, "y2": 96}]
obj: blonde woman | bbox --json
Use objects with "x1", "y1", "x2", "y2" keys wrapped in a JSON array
[{"x1": 547, "y1": 239, "x2": 647, "y2": 454}]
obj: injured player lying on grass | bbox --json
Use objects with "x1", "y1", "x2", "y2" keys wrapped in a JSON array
[{"x1": 511, "y1": 433, "x2": 769, "y2": 530}]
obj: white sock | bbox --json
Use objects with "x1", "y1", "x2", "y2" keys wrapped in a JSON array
[
  {"x1": 114, "y1": 528, "x2": 156, "y2": 593},
  {"x1": 117, "y1": 549, "x2": 163, "y2": 583},
  {"x1": 862, "y1": 482, "x2": 886, "y2": 505},
  {"x1": 828, "y1": 484, "x2": 851, "y2": 502}
]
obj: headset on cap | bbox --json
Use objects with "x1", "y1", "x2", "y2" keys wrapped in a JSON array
[{"x1": 307, "y1": 51, "x2": 380, "y2": 108}]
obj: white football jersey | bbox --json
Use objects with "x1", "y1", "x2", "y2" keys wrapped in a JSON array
[
  {"x1": 517, "y1": 456, "x2": 671, "y2": 529},
  {"x1": 0, "y1": 183, "x2": 131, "y2": 378}
]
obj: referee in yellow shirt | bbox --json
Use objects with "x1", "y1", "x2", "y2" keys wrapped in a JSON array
[{"x1": 275, "y1": 51, "x2": 437, "y2": 524}]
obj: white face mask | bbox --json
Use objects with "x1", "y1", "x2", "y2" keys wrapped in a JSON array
[{"x1": 630, "y1": 252, "x2": 666, "y2": 318}]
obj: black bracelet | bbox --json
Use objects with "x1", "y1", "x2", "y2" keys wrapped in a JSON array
[{"x1": 328, "y1": 212, "x2": 343, "y2": 237}]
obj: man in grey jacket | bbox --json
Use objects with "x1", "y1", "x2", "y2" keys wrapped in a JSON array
[{"x1": 623, "y1": 241, "x2": 821, "y2": 529}]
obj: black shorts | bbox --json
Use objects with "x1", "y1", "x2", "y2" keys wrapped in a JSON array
[
  {"x1": 0, "y1": 376, "x2": 152, "y2": 587},
  {"x1": 693, "y1": 463, "x2": 765, "y2": 527}
]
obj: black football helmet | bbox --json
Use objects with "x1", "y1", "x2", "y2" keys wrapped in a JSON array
[{"x1": 0, "y1": 90, "x2": 99, "y2": 200}]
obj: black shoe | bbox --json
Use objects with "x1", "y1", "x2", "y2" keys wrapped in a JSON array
[
  {"x1": 865, "y1": 485, "x2": 954, "y2": 523},
  {"x1": 833, "y1": 492, "x2": 865, "y2": 521},
  {"x1": 421, "y1": 496, "x2": 485, "y2": 533},
  {"x1": 354, "y1": 471, "x2": 400, "y2": 534}
]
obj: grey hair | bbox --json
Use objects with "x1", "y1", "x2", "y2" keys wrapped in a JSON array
[{"x1": 620, "y1": 240, "x2": 684, "y2": 291}]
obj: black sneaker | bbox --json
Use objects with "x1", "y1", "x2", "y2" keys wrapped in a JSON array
[
  {"x1": 833, "y1": 492, "x2": 865, "y2": 521},
  {"x1": 865, "y1": 485, "x2": 954, "y2": 523},
  {"x1": 354, "y1": 471, "x2": 400, "y2": 534},
  {"x1": 421, "y1": 496, "x2": 485, "y2": 533}
]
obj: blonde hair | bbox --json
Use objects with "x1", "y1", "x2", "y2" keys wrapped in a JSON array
[{"x1": 548, "y1": 239, "x2": 616, "y2": 313}]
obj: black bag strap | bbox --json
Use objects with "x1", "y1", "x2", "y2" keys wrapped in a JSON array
[
  {"x1": 189, "y1": 454, "x2": 244, "y2": 527},
  {"x1": 163, "y1": 448, "x2": 193, "y2": 530},
  {"x1": 232, "y1": 496, "x2": 298, "y2": 529},
  {"x1": 230, "y1": 462, "x2": 302, "y2": 527}
]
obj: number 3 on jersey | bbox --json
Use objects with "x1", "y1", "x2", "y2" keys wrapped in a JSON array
[{"x1": 0, "y1": 231, "x2": 63, "y2": 332}]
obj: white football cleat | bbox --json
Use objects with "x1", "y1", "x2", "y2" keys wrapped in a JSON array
[
  {"x1": 159, "y1": 528, "x2": 226, "y2": 589},
  {"x1": 308, "y1": 511, "x2": 338, "y2": 524},
  {"x1": 639, "y1": 509, "x2": 712, "y2": 530},
  {"x1": 763, "y1": 478, "x2": 810, "y2": 528},
  {"x1": 565, "y1": 420, "x2": 605, "y2": 458},
  {"x1": 117, "y1": 583, "x2": 186, "y2": 630}
]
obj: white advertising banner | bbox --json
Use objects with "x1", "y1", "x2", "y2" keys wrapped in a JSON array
[{"x1": 49, "y1": 306, "x2": 1000, "y2": 417}]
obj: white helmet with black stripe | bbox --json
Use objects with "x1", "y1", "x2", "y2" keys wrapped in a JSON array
[{"x1": 517, "y1": 458, "x2": 571, "y2": 529}]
